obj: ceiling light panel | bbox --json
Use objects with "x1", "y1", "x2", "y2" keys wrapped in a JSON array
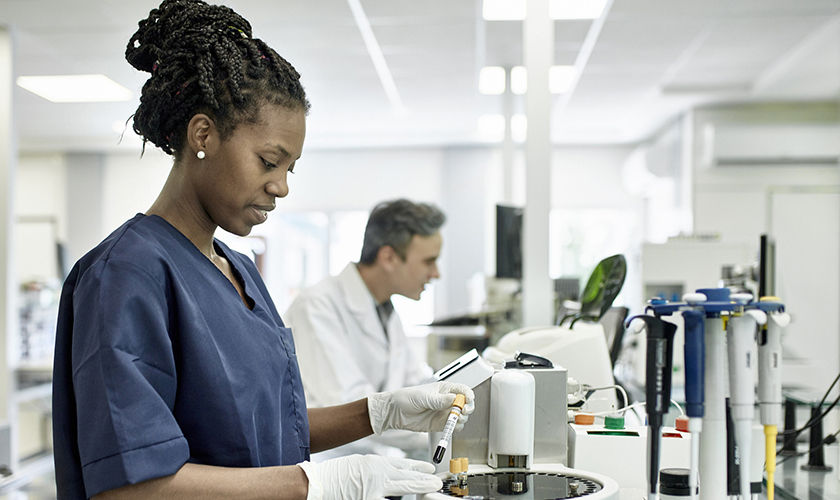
[
  {"x1": 550, "y1": 0, "x2": 608, "y2": 20},
  {"x1": 507, "y1": 65, "x2": 577, "y2": 94},
  {"x1": 16, "y1": 74, "x2": 133, "y2": 103},
  {"x1": 483, "y1": 0, "x2": 606, "y2": 21},
  {"x1": 511, "y1": 66, "x2": 527, "y2": 95},
  {"x1": 479, "y1": 66, "x2": 506, "y2": 95}
]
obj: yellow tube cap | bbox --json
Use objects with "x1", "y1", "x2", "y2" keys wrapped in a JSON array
[{"x1": 453, "y1": 394, "x2": 466, "y2": 410}]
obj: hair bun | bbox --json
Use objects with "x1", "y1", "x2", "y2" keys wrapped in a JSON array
[
  {"x1": 125, "y1": 37, "x2": 158, "y2": 73},
  {"x1": 125, "y1": 0, "x2": 253, "y2": 73},
  {"x1": 125, "y1": 4, "x2": 167, "y2": 73}
]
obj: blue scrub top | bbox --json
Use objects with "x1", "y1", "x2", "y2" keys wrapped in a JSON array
[{"x1": 52, "y1": 214, "x2": 310, "y2": 499}]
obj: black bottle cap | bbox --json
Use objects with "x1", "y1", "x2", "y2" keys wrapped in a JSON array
[{"x1": 659, "y1": 467, "x2": 695, "y2": 496}]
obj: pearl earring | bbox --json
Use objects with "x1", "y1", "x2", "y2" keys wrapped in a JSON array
[{"x1": 196, "y1": 150, "x2": 206, "y2": 160}]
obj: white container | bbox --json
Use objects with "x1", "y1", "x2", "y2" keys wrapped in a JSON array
[{"x1": 487, "y1": 370, "x2": 535, "y2": 468}]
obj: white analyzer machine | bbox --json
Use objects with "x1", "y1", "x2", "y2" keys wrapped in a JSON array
[{"x1": 422, "y1": 349, "x2": 620, "y2": 500}]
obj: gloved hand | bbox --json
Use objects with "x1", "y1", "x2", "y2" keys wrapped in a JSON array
[
  {"x1": 298, "y1": 454, "x2": 442, "y2": 500},
  {"x1": 368, "y1": 381, "x2": 475, "y2": 435}
]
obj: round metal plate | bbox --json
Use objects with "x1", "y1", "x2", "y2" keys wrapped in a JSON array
[{"x1": 439, "y1": 471, "x2": 604, "y2": 499}]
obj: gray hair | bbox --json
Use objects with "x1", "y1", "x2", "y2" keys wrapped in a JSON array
[{"x1": 359, "y1": 199, "x2": 446, "y2": 264}]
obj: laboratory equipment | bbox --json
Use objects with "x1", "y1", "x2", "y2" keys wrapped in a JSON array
[
  {"x1": 645, "y1": 293, "x2": 707, "y2": 500},
  {"x1": 695, "y1": 287, "x2": 732, "y2": 500},
  {"x1": 495, "y1": 204, "x2": 523, "y2": 280},
  {"x1": 568, "y1": 419, "x2": 691, "y2": 493},
  {"x1": 680, "y1": 305, "x2": 705, "y2": 500},
  {"x1": 426, "y1": 352, "x2": 619, "y2": 499},
  {"x1": 644, "y1": 289, "x2": 735, "y2": 499},
  {"x1": 755, "y1": 296, "x2": 788, "y2": 500},
  {"x1": 487, "y1": 370, "x2": 534, "y2": 468},
  {"x1": 727, "y1": 293, "x2": 766, "y2": 499},
  {"x1": 626, "y1": 314, "x2": 677, "y2": 500},
  {"x1": 434, "y1": 393, "x2": 468, "y2": 463},
  {"x1": 483, "y1": 322, "x2": 617, "y2": 412}
]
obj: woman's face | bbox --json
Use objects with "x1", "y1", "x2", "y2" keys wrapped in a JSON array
[{"x1": 196, "y1": 104, "x2": 306, "y2": 236}]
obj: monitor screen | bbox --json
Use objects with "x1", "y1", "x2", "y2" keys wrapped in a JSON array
[
  {"x1": 495, "y1": 204, "x2": 523, "y2": 279},
  {"x1": 759, "y1": 233, "x2": 775, "y2": 298}
]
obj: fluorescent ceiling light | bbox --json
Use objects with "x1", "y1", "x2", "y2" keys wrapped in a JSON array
[
  {"x1": 16, "y1": 74, "x2": 133, "y2": 103},
  {"x1": 483, "y1": 0, "x2": 607, "y2": 21},
  {"x1": 479, "y1": 66, "x2": 506, "y2": 95},
  {"x1": 476, "y1": 113, "x2": 527, "y2": 143},
  {"x1": 346, "y1": 0, "x2": 406, "y2": 113},
  {"x1": 507, "y1": 65, "x2": 576, "y2": 94},
  {"x1": 483, "y1": 0, "x2": 525, "y2": 20},
  {"x1": 510, "y1": 66, "x2": 528, "y2": 95},
  {"x1": 511, "y1": 114, "x2": 527, "y2": 142},
  {"x1": 550, "y1": 0, "x2": 608, "y2": 20}
]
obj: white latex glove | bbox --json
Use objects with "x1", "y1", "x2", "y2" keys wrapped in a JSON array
[
  {"x1": 298, "y1": 454, "x2": 442, "y2": 500},
  {"x1": 367, "y1": 381, "x2": 475, "y2": 435}
]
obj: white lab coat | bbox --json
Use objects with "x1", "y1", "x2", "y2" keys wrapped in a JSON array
[{"x1": 284, "y1": 263, "x2": 433, "y2": 459}]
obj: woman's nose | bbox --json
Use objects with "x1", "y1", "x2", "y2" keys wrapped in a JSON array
[{"x1": 266, "y1": 177, "x2": 289, "y2": 198}]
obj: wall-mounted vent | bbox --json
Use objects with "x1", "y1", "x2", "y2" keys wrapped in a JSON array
[{"x1": 708, "y1": 124, "x2": 840, "y2": 166}]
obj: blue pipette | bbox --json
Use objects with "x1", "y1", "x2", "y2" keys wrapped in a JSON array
[{"x1": 681, "y1": 294, "x2": 706, "y2": 500}]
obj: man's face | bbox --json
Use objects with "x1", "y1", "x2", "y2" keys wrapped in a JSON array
[{"x1": 390, "y1": 232, "x2": 442, "y2": 300}]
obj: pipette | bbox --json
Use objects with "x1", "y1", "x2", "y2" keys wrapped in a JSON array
[
  {"x1": 433, "y1": 394, "x2": 467, "y2": 464},
  {"x1": 681, "y1": 293, "x2": 707, "y2": 500},
  {"x1": 756, "y1": 297, "x2": 789, "y2": 500},
  {"x1": 727, "y1": 293, "x2": 766, "y2": 499},
  {"x1": 646, "y1": 294, "x2": 706, "y2": 500},
  {"x1": 695, "y1": 287, "x2": 732, "y2": 500},
  {"x1": 627, "y1": 314, "x2": 676, "y2": 500}
]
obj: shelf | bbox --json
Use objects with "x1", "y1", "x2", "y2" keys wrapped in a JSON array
[
  {"x1": 0, "y1": 452, "x2": 53, "y2": 494},
  {"x1": 11, "y1": 383, "x2": 51, "y2": 405}
]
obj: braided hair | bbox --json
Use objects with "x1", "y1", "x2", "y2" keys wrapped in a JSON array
[{"x1": 126, "y1": 0, "x2": 310, "y2": 157}]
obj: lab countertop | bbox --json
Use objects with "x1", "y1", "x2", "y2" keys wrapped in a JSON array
[
  {"x1": 775, "y1": 442, "x2": 839, "y2": 500},
  {"x1": 614, "y1": 443, "x2": 839, "y2": 500}
]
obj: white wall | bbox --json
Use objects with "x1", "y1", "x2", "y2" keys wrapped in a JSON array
[
  {"x1": 15, "y1": 154, "x2": 66, "y2": 238},
  {"x1": 690, "y1": 102, "x2": 840, "y2": 393},
  {"x1": 18, "y1": 143, "x2": 641, "y2": 323},
  {"x1": 101, "y1": 151, "x2": 171, "y2": 236},
  {"x1": 552, "y1": 146, "x2": 636, "y2": 210},
  {"x1": 274, "y1": 148, "x2": 444, "y2": 212},
  {"x1": 694, "y1": 164, "x2": 838, "y2": 246},
  {"x1": 15, "y1": 154, "x2": 66, "y2": 283},
  {"x1": 1, "y1": 26, "x2": 17, "y2": 466},
  {"x1": 439, "y1": 147, "x2": 500, "y2": 317}
]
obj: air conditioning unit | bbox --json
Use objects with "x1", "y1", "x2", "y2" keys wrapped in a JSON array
[{"x1": 707, "y1": 124, "x2": 840, "y2": 166}]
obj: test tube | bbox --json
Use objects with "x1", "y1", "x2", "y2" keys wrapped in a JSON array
[{"x1": 433, "y1": 394, "x2": 467, "y2": 464}]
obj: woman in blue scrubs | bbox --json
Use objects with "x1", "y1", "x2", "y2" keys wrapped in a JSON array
[{"x1": 51, "y1": 1, "x2": 473, "y2": 498}]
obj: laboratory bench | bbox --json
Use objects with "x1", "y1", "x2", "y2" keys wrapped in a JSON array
[{"x1": 773, "y1": 442, "x2": 839, "y2": 499}]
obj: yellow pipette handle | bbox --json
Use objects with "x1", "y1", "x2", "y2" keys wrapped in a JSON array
[{"x1": 765, "y1": 424, "x2": 777, "y2": 500}]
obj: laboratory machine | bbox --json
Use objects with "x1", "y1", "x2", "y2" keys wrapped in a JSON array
[{"x1": 423, "y1": 349, "x2": 620, "y2": 500}]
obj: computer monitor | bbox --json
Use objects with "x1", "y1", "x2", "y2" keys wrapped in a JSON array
[
  {"x1": 495, "y1": 204, "x2": 523, "y2": 279},
  {"x1": 758, "y1": 233, "x2": 775, "y2": 298}
]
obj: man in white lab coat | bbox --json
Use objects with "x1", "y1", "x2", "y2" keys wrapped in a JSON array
[{"x1": 285, "y1": 199, "x2": 444, "y2": 460}]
